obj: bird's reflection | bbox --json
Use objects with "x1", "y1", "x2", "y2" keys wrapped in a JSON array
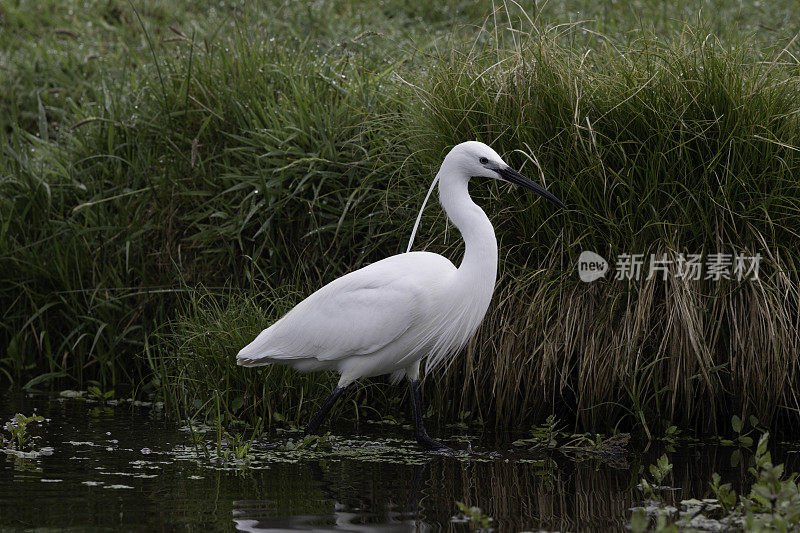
[{"x1": 232, "y1": 459, "x2": 434, "y2": 532}]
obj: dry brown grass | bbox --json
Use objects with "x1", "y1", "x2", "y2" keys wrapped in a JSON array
[{"x1": 436, "y1": 247, "x2": 800, "y2": 433}]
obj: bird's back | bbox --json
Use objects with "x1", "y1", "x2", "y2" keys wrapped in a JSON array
[{"x1": 236, "y1": 252, "x2": 456, "y2": 368}]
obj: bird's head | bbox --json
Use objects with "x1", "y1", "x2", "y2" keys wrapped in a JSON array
[{"x1": 445, "y1": 141, "x2": 566, "y2": 209}]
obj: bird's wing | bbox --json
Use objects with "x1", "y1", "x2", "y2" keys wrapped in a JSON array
[{"x1": 237, "y1": 262, "x2": 430, "y2": 364}]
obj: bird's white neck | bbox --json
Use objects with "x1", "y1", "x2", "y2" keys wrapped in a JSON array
[{"x1": 437, "y1": 165, "x2": 498, "y2": 289}]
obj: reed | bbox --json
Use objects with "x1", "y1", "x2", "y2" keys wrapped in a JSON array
[{"x1": 417, "y1": 22, "x2": 800, "y2": 433}]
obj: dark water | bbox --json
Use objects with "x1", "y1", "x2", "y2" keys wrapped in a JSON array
[{"x1": 2, "y1": 392, "x2": 798, "y2": 532}]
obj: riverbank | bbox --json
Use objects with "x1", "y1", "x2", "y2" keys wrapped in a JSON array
[{"x1": 2, "y1": 0, "x2": 799, "y2": 438}]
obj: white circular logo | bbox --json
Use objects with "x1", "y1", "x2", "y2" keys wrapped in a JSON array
[{"x1": 577, "y1": 251, "x2": 608, "y2": 282}]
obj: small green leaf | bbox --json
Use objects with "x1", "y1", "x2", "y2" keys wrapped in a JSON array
[
  {"x1": 751, "y1": 483, "x2": 772, "y2": 503},
  {"x1": 731, "y1": 415, "x2": 742, "y2": 434},
  {"x1": 756, "y1": 432, "x2": 770, "y2": 458}
]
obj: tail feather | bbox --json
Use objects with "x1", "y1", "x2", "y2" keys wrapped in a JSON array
[
  {"x1": 236, "y1": 351, "x2": 328, "y2": 374},
  {"x1": 236, "y1": 325, "x2": 327, "y2": 372},
  {"x1": 236, "y1": 327, "x2": 280, "y2": 367},
  {"x1": 236, "y1": 354, "x2": 274, "y2": 367}
]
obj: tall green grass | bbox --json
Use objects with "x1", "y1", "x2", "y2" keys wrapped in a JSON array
[
  {"x1": 2, "y1": 1, "x2": 800, "y2": 435},
  {"x1": 413, "y1": 22, "x2": 800, "y2": 433},
  {"x1": 0, "y1": 0, "x2": 463, "y2": 387}
]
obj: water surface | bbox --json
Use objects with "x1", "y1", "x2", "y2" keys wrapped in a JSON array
[{"x1": 2, "y1": 391, "x2": 796, "y2": 531}]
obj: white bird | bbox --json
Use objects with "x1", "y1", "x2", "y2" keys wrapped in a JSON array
[{"x1": 237, "y1": 141, "x2": 565, "y2": 449}]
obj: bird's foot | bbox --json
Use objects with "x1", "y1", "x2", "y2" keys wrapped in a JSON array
[{"x1": 416, "y1": 432, "x2": 450, "y2": 451}]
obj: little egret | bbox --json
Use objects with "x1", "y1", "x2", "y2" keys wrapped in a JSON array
[{"x1": 237, "y1": 141, "x2": 565, "y2": 449}]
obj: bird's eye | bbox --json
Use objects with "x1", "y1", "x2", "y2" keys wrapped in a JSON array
[{"x1": 479, "y1": 157, "x2": 489, "y2": 165}]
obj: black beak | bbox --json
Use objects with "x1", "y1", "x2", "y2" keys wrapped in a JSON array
[{"x1": 496, "y1": 166, "x2": 566, "y2": 209}]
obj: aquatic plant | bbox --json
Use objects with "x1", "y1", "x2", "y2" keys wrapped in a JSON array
[
  {"x1": 632, "y1": 433, "x2": 800, "y2": 531},
  {"x1": 87, "y1": 385, "x2": 115, "y2": 403},
  {"x1": 224, "y1": 417, "x2": 264, "y2": 462},
  {"x1": 282, "y1": 433, "x2": 334, "y2": 452},
  {"x1": 742, "y1": 434, "x2": 800, "y2": 530},
  {"x1": 184, "y1": 416, "x2": 264, "y2": 465},
  {"x1": 638, "y1": 454, "x2": 674, "y2": 501},
  {"x1": 649, "y1": 454, "x2": 674, "y2": 486},
  {"x1": 453, "y1": 501, "x2": 493, "y2": 530},
  {"x1": 709, "y1": 473, "x2": 737, "y2": 513},
  {"x1": 660, "y1": 425, "x2": 682, "y2": 447},
  {"x1": 2, "y1": 413, "x2": 44, "y2": 451},
  {"x1": 630, "y1": 511, "x2": 677, "y2": 533},
  {"x1": 719, "y1": 414, "x2": 764, "y2": 448},
  {"x1": 511, "y1": 416, "x2": 632, "y2": 468},
  {"x1": 560, "y1": 432, "x2": 631, "y2": 468},
  {"x1": 512, "y1": 414, "x2": 563, "y2": 449}
]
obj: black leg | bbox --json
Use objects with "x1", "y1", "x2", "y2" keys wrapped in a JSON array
[
  {"x1": 405, "y1": 462, "x2": 429, "y2": 516},
  {"x1": 409, "y1": 379, "x2": 448, "y2": 450},
  {"x1": 305, "y1": 386, "x2": 346, "y2": 435}
]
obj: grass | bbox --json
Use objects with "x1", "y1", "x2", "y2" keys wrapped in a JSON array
[
  {"x1": 420, "y1": 22, "x2": 800, "y2": 433},
  {"x1": 1, "y1": 0, "x2": 800, "y2": 436}
]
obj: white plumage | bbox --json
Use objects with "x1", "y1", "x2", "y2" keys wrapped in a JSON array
[
  {"x1": 236, "y1": 141, "x2": 565, "y2": 448},
  {"x1": 238, "y1": 251, "x2": 456, "y2": 379}
]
